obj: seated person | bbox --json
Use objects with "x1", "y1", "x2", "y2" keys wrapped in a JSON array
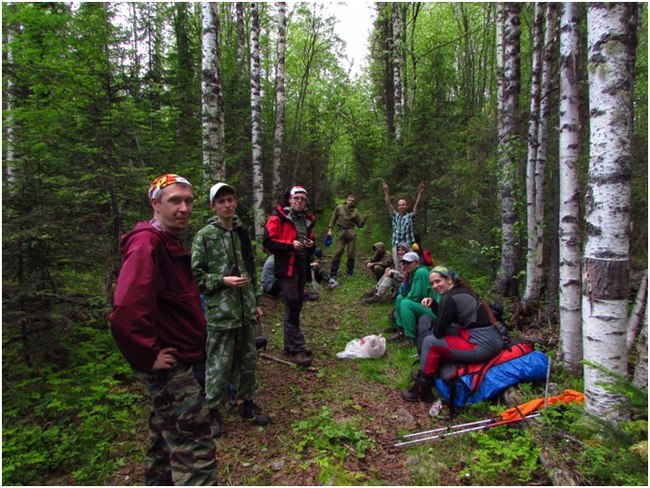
[
  {"x1": 262, "y1": 254, "x2": 322, "y2": 300},
  {"x1": 363, "y1": 242, "x2": 408, "y2": 303},
  {"x1": 365, "y1": 242, "x2": 393, "y2": 281},
  {"x1": 311, "y1": 247, "x2": 338, "y2": 288},
  {"x1": 401, "y1": 265, "x2": 504, "y2": 403},
  {"x1": 261, "y1": 254, "x2": 281, "y2": 297},
  {"x1": 392, "y1": 252, "x2": 440, "y2": 342}
]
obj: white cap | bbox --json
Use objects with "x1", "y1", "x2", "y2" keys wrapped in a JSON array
[
  {"x1": 209, "y1": 182, "x2": 235, "y2": 203},
  {"x1": 290, "y1": 185, "x2": 308, "y2": 197},
  {"x1": 400, "y1": 252, "x2": 420, "y2": 263}
]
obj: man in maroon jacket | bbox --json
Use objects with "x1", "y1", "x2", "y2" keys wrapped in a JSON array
[
  {"x1": 263, "y1": 186, "x2": 316, "y2": 367},
  {"x1": 109, "y1": 173, "x2": 217, "y2": 485}
]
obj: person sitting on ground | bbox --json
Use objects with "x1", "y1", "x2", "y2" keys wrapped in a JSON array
[
  {"x1": 263, "y1": 253, "x2": 321, "y2": 300},
  {"x1": 401, "y1": 265, "x2": 504, "y2": 403},
  {"x1": 392, "y1": 252, "x2": 438, "y2": 342},
  {"x1": 365, "y1": 242, "x2": 393, "y2": 281},
  {"x1": 261, "y1": 253, "x2": 281, "y2": 297},
  {"x1": 363, "y1": 242, "x2": 408, "y2": 303},
  {"x1": 311, "y1": 247, "x2": 339, "y2": 288}
]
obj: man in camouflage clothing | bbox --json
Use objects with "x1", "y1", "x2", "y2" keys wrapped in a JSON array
[
  {"x1": 110, "y1": 173, "x2": 217, "y2": 485},
  {"x1": 326, "y1": 194, "x2": 372, "y2": 277},
  {"x1": 191, "y1": 182, "x2": 270, "y2": 438}
]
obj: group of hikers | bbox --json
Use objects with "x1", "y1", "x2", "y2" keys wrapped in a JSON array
[{"x1": 108, "y1": 173, "x2": 505, "y2": 485}]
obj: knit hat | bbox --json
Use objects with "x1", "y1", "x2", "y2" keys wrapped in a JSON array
[
  {"x1": 209, "y1": 182, "x2": 235, "y2": 203},
  {"x1": 148, "y1": 174, "x2": 192, "y2": 200}
]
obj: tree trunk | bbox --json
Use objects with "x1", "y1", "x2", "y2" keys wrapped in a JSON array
[
  {"x1": 558, "y1": 1, "x2": 583, "y2": 375},
  {"x1": 236, "y1": 3, "x2": 246, "y2": 77},
  {"x1": 523, "y1": 3, "x2": 545, "y2": 311},
  {"x1": 3, "y1": 24, "x2": 14, "y2": 195},
  {"x1": 201, "y1": 3, "x2": 225, "y2": 182},
  {"x1": 495, "y1": 2, "x2": 521, "y2": 298},
  {"x1": 583, "y1": 2, "x2": 638, "y2": 420},
  {"x1": 249, "y1": 3, "x2": 265, "y2": 238},
  {"x1": 627, "y1": 269, "x2": 648, "y2": 354},
  {"x1": 633, "y1": 308, "x2": 648, "y2": 389},
  {"x1": 272, "y1": 2, "x2": 287, "y2": 201},
  {"x1": 392, "y1": 3, "x2": 403, "y2": 142}
]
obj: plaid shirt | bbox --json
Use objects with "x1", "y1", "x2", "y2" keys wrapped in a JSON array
[{"x1": 391, "y1": 211, "x2": 416, "y2": 246}]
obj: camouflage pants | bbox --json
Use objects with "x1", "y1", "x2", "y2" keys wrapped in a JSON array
[
  {"x1": 138, "y1": 363, "x2": 217, "y2": 486},
  {"x1": 205, "y1": 324, "x2": 259, "y2": 411}
]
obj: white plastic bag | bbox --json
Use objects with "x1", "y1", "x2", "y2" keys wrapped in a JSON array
[{"x1": 336, "y1": 334, "x2": 386, "y2": 359}]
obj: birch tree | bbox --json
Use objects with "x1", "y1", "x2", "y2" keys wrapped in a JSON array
[
  {"x1": 522, "y1": 3, "x2": 545, "y2": 310},
  {"x1": 272, "y1": 2, "x2": 287, "y2": 200},
  {"x1": 249, "y1": 3, "x2": 265, "y2": 238},
  {"x1": 557, "y1": 2, "x2": 583, "y2": 375},
  {"x1": 633, "y1": 308, "x2": 648, "y2": 389},
  {"x1": 3, "y1": 22, "x2": 14, "y2": 195},
  {"x1": 495, "y1": 2, "x2": 521, "y2": 298},
  {"x1": 583, "y1": 2, "x2": 639, "y2": 419},
  {"x1": 201, "y1": 2, "x2": 225, "y2": 182},
  {"x1": 392, "y1": 2, "x2": 403, "y2": 142}
]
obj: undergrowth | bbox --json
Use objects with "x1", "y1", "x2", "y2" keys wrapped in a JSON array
[{"x1": 2, "y1": 324, "x2": 144, "y2": 485}]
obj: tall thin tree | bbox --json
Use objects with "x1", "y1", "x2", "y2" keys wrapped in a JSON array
[
  {"x1": 201, "y1": 3, "x2": 225, "y2": 182},
  {"x1": 249, "y1": 3, "x2": 265, "y2": 238},
  {"x1": 272, "y1": 2, "x2": 287, "y2": 201},
  {"x1": 495, "y1": 2, "x2": 522, "y2": 298},
  {"x1": 583, "y1": 2, "x2": 638, "y2": 419},
  {"x1": 558, "y1": 2, "x2": 582, "y2": 375}
]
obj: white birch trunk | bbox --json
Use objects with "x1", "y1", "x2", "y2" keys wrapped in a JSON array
[
  {"x1": 633, "y1": 308, "x2": 648, "y2": 389},
  {"x1": 558, "y1": 2, "x2": 583, "y2": 376},
  {"x1": 272, "y1": 2, "x2": 287, "y2": 201},
  {"x1": 583, "y1": 2, "x2": 638, "y2": 420},
  {"x1": 523, "y1": 3, "x2": 545, "y2": 309},
  {"x1": 3, "y1": 26, "x2": 14, "y2": 194},
  {"x1": 392, "y1": 3, "x2": 403, "y2": 142},
  {"x1": 250, "y1": 3, "x2": 265, "y2": 239},
  {"x1": 201, "y1": 3, "x2": 225, "y2": 182},
  {"x1": 627, "y1": 270, "x2": 648, "y2": 354},
  {"x1": 495, "y1": 2, "x2": 521, "y2": 298},
  {"x1": 236, "y1": 3, "x2": 246, "y2": 76}
]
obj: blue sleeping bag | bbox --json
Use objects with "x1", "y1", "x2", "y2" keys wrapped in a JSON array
[{"x1": 435, "y1": 342, "x2": 549, "y2": 408}]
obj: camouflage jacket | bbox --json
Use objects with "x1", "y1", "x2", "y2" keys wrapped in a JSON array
[{"x1": 191, "y1": 216, "x2": 261, "y2": 331}]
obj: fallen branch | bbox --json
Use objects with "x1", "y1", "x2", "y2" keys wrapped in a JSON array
[
  {"x1": 539, "y1": 448, "x2": 579, "y2": 486},
  {"x1": 259, "y1": 352, "x2": 318, "y2": 372}
]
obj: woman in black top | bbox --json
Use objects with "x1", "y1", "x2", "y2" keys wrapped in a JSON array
[{"x1": 401, "y1": 265, "x2": 503, "y2": 403}]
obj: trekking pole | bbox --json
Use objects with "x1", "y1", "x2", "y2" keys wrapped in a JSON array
[
  {"x1": 394, "y1": 413, "x2": 541, "y2": 448},
  {"x1": 399, "y1": 417, "x2": 496, "y2": 440}
]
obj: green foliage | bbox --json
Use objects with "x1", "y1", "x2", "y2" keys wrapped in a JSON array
[
  {"x1": 292, "y1": 406, "x2": 373, "y2": 460},
  {"x1": 2, "y1": 325, "x2": 144, "y2": 485},
  {"x1": 461, "y1": 428, "x2": 543, "y2": 484}
]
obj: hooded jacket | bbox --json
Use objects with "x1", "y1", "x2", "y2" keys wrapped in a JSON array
[
  {"x1": 191, "y1": 216, "x2": 260, "y2": 331},
  {"x1": 263, "y1": 204, "x2": 316, "y2": 278},
  {"x1": 109, "y1": 221, "x2": 207, "y2": 372},
  {"x1": 370, "y1": 242, "x2": 393, "y2": 268}
]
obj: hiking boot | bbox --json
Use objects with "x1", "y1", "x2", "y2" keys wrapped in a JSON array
[
  {"x1": 304, "y1": 290, "x2": 319, "y2": 301},
  {"x1": 254, "y1": 335, "x2": 268, "y2": 350},
  {"x1": 209, "y1": 409, "x2": 223, "y2": 438},
  {"x1": 400, "y1": 373, "x2": 436, "y2": 403},
  {"x1": 240, "y1": 400, "x2": 271, "y2": 426},
  {"x1": 365, "y1": 294, "x2": 382, "y2": 304},
  {"x1": 327, "y1": 278, "x2": 339, "y2": 288},
  {"x1": 362, "y1": 290, "x2": 375, "y2": 298},
  {"x1": 289, "y1": 351, "x2": 313, "y2": 367},
  {"x1": 389, "y1": 331, "x2": 406, "y2": 342}
]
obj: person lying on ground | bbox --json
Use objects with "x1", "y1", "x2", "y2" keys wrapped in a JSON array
[{"x1": 401, "y1": 265, "x2": 504, "y2": 403}]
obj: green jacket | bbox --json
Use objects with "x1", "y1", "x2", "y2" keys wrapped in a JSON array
[
  {"x1": 191, "y1": 216, "x2": 260, "y2": 331},
  {"x1": 400, "y1": 264, "x2": 440, "y2": 303},
  {"x1": 328, "y1": 203, "x2": 367, "y2": 231}
]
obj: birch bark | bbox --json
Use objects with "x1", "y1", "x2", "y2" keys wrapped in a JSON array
[
  {"x1": 583, "y1": 2, "x2": 638, "y2": 419},
  {"x1": 272, "y1": 2, "x2": 287, "y2": 200},
  {"x1": 558, "y1": 2, "x2": 583, "y2": 375},
  {"x1": 250, "y1": 3, "x2": 265, "y2": 238}
]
